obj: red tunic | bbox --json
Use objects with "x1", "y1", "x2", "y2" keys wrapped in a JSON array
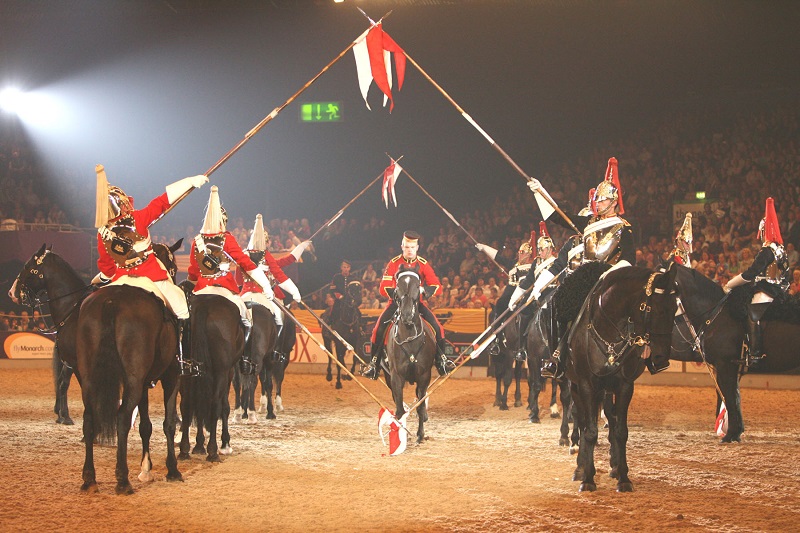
[
  {"x1": 188, "y1": 232, "x2": 257, "y2": 294},
  {"x1": 379, "y1": 254, "x2": 441, "y2": 301},
  {"x1": 97, "y1": 193, "x2": 171, "y2": 282},
  {"x1": 239, "y1": 252, "x2": 296, "y2": 298}
]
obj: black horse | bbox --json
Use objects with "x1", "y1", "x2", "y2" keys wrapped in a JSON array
[
  {"x1": 567, "y1": 264, "x2": 679, "y2": 492},
  {"x1": 10, "y1": 241, "x2": 183, "y2": 430},
  {"x1": 258, "y1": 316, "x2": 295, "y2": 419},
  {"x1": 327, "y1": 280, "x2": 363, "y2": 389},
  {"x1": 75, "y1": 259, "x2": 184, "y2": 494},
  {"x1": 178, "y1": 289, "x2": 244, "y2": 462},
  {"x1": 385, "y1": 264, "x2": 437, "y2": 444},
  {"x1": 491, "y1": 314, "x2": 528, "y2": 411},
  {"x1": 232, "y1": 303, "x2": 278, "y2": 424},
  {"x1": 670, "y1": 263, "x2": 800, "y2": 443},
  {"x1": 525, "y1": 289, "x2": 579, "y2": 450}
]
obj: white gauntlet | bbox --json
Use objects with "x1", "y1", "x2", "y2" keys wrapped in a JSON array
[
  {"x1": 166, "y1": 175, "x2": 208, "y2": 203},
  {"x1": 279, "y1": 278, "x2": 302, "y2": 302},
  {"x1": 247, "y1": 268, "x2": 274, "y2": 299}
]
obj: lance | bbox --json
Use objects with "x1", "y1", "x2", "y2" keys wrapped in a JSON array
[
  {"x1": 357, "y1": 10, "x2": 580, "y2": 236},
  {"x1": 269, "y1": 296, "x2": 409, "y2": 433},
  {"x1": 390, "y1": 157, "x2": 507, "y2": 275},
  {"x1": 152, "y1": 12, "x2": 393, "y2": 228},
  {"x1": 307, "y1": 157, "x2": 404, "y2": 242}
]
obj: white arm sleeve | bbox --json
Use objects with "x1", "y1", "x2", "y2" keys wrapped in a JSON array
[{"x1": 279, "y1": 278, "x2": 302, "y2": 302}]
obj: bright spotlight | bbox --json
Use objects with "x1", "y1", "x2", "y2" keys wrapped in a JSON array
[{"x1": 0, "y1": 88, "x2": 25, "y2": 114}]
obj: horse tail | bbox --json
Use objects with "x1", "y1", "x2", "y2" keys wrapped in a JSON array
[
  {"x1": 89, "y1": 298, "x2": 124, "y2": 444},
  {"x1": 189, "y1": 302, "x2": 214, "y2": 431}
]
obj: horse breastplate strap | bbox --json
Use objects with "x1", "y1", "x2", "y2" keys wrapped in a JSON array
[
  {"x1": 508, "y1": 263, "x2": 531, "y2": 286},
  {"x1": 100, "y1": 216, "x2": 152, "y2": 268},
  {"x1": 194, "y1": 235, "x2": 229, "y2": 277},
  {"x1": 583, "y1": 217, "x2": 624, "y2": 264}
]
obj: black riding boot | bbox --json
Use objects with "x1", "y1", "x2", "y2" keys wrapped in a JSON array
[
  {"x1": 272, "y1": 325, "x2": 287, "y2": 363},
  {"x1": 239, "y1": 320, "x2": 257, "y2": 375},
  {"x1": 747, "y1": 302, "x2": 770, "y2": 365},
  {"x1": 542, "y1": 333, "x2": 567, "y2": 379},
  {"x1": 177, "y1": 318, "x2": 203, "y2": 377},
  {"x1": 363, "y1": 348, "x2": 383, "y2": 380},
  {"x1": 435, "y1": 338, "x2": 456, "y2": 376}
]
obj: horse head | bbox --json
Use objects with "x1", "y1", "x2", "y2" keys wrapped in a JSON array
[
  {"x1": 9, "y1": 243, "x2": 51, "y2": 306},
  {"x1": 152, "y1": 238, "x2": 183, "y2": 283},
  {"x1": 345, "y1": 280, "x2": 363, "y2": 309},
  {"x1": 593, "y1": 262, "x2": 679, "y2": 367},
  {"x1": 394, "y1": 264, "x2": 422, "y2": 327}
]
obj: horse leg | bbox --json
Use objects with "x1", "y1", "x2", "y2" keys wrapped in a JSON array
[
  {"x1": 494, "y1": 373, "x2": 502, "y2": 408},
  {"x1": 529, "y1": 360, "x2": 541, "y2": 423},
  {"x1": 610, "y1": 382, "x2": 635, "y2": 492},
  {"x1": 136, "y1": 391, "x2": 154, "y2": 483},
  {"x1": 501, "y1": 365, "x2": 512, "y2": 411},
  {"x1": 220, "y1": 384, "x2": 233, "y2": 455},
  {"x1": 114, "y1": 386, "x2": 140, "y2": 495},
  {"x1": 231, "y1": 366, "x2": 243, "y2": 424},
  {"x1": 550, "y1": 378, "x2": 560, "y2": 417},
  {"x1": 206, "y1": 377, "x2": 226, "y2": 461},
  {"x1": 265, "y1": 368, "x2": 276, "y2": 419},
  {"x1": 55, "y1": 360, "x2": 75, "y2": 425},
  {"x1": 416, "y1": 381, "x2": 429, "y2": 444},
  {"x1": 326, "y1": 357, "x2": 333, "y2": 382},
  {"x1": 80, "y1": 385, "x2": 98, "y2": 493},
  {"x1": 274, "y1": 365, "x2": 285, "y2": 413},
  {"x1": 558, "y1": 383, "x2": 574, "y2": 449},
  {"x1": 513, "y1": 361, "x2": 523, "y2": 407},
  {"x1": 572, "y1": 380, "x2": 600, "y2": 491},
  {"x1": 178, "y1": 385, "x2": 193, "y2": 460},
  {"x1": 161, "y1": 371, "x2": 183, "y2": 481},
  {"x1": 717, "y1": 363, "x2": 744, "y2": 443}
]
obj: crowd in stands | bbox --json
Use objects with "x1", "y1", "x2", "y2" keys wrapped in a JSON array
[{"x1": 3, "y1": 97, "x2": 799, "y2": 321}]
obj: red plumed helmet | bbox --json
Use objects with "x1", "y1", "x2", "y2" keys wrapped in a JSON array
[
  {"x1": 537, "y1": 221, "x2": 554, "y2": 250},
  {"x1": 760, "y1": 197, "x2": 783, "y2": 245},
  {"x1": 593, "y1": 157, "x2": 624, "y2": 215}
]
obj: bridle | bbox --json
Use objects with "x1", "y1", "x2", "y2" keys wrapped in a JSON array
[
  {"x1": 586, "y1": 270, "x2": 674, "y2": 368},
  {"x1": 391, "y1": 271, "x2": 427, "y2": 360},
  {"x1": 13, "y1": 249, "x2": 90, "y2": 333}
]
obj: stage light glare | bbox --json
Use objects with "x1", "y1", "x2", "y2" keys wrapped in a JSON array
[{"x1": 0, "y1": 88, "x2": 25, "y2": 114}]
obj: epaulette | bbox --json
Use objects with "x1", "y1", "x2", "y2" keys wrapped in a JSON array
[
  {"x1": 417, "y1": 256, "x2": 428, "y2": 264},
  {"x1": 620, "y1": 217, "x2": 631, "y2": 227},
  {"x1": 390, "y1": 254, "x2": 402, "y2": 263}
]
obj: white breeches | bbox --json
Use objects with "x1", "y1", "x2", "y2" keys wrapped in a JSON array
[
  {"x1": 110, "y1": 276, "x2": 189, "y2": 319},
  {"x1": 241, "y1": 291, "x2": 283, "y2": 326},
  {"x1": 194, "y1": 286, "x2": 251, "y2": 326}
]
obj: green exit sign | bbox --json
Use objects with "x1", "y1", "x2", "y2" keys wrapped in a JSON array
[
  {"x1": 301, "y1": 102, "x2": 341, "y2": 122},
  {"x1": 695, "y1": 191, "x2": 706, "y2": 200}
]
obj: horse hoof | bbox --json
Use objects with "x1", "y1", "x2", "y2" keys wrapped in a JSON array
[
  {"x1": 115, "y1": 482, "x2": 135, "y2": 496},
  {"x1": 80, "y1": 481, "x2": 98, "y2": 494},
  {"x1": 325, "y1": 373, "x2": 332, "y2": 382},
  {"x1": 335, "y1": 381, "x2": 342, "y2": 390},
  {"x1": 499, "y1": 404, "x2": 509, "y2": 411},
  {"x1": 559, "y1": 438, "x2": 569, "y2": 447},
  {"x1": 220, "y1": 445, "x2": 233, "y2": 455},
  {"x1": 609, "y1": 468, "x2": 619, "y2": 479},
  {"x1": 275, "y1": 397, "x2": 284, "y2": 411},
  {"x1": 178, "y1": 452, "x2": 191, "y2": 461},
  {"x1": 617, "y1": 482, "x2": 634, "y2": 493},
  {"x1": 56, "y1": 416, "x2": 64, "y2": 424},
  {"x1": 529, "y1": 417, "x2": 540, "y2": 424},
  {"x1": 258, "y1": 395, "x2": 268, "y2": 413},
  {"x1": 267, "y1": 412, "x2": 276, "y2": 420},
  {"x1": 62, "y1": 416, "x2": 75, "y2": 425},
  {"x1": 493, "y1": 400, "x2": 500, "y2": 407},
  {"x1": 343, "y1": 374, "x2": 352, "y2": 381},
  {"x1": 579, "y1": 482, "x2": 597, "y2": 492},
  {"x1": 514, "y1": 401, "x2": 523, "y2": 408},
  {"x1": 192, "y1": 445, "x2": 206, "y2": 455},
  {"x1": 245, "y1": 416, "x2": 258, "y2": 425},
  {"x1": 138, "y1": 471, "x2": 153, "y2": 483},
  {"x1": 550, "y1": 412, "x2": 560, "y2": 419},
  {"x1": 207, "y1": 453, "x2": 222, "y2": 462},
  {"x1": 166, "y1": 472, "x2": 184, "y2": 483},
  {"x1": 569, "y1": 445, "x2": 579, "y2": 455}
]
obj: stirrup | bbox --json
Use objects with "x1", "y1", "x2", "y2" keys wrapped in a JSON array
[
  {"x1": 645, "y1": 356, "x2": 671, "y2": 375},
  {"x1": 435, "y1": 354, "x2": 455, "y2": 376},
  {"x1": 239, "y1": 358, "x2": 257, "y2": 375},
  {"x1": 363, "y1": 358, "x2": 380, "y2": 380},
  {"x1": 272, "y1": 350, "x2": 287, "y2": 364},
  {"x1": 541, "y1": 354, "x2": 561, "y2": 379},
  {"x1": 514, "y1": 348, "x2": 527, "y2": 362}
]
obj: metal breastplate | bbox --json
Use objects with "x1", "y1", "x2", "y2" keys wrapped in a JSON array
[
  {"x1": 508, "y1": 263, "x2": 531, "y2": 287},
  {"x1": 566, "y1": 235, "x2": 584, "y2": 272},
  {"x1": 195, "y1": 235, "x2": 228, "y2": 277},
  {"x1": 760, "y1": 243, "x2": 788, "y2": 285},
  {"x1": 101, "y1": 215, "x2": 150, "y2": 268},
  {"x1": 583, "y1": 217, "x2": 625, "y2": 264}
]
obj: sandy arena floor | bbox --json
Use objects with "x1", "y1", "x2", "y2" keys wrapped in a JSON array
[{"x1": 0, "y1": 367, "x2": 799, "y2": 532}]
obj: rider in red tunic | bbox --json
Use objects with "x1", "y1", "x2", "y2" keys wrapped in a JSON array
[
  {"x1": 363, "y1": 231, "x2": 456, "y2": 379},
  {"x1": 187, "y1": 186, "x2": 274, "y2": 374},
  {"x1": 93, "y1": 164, "x2": 208, "y2": 375}
]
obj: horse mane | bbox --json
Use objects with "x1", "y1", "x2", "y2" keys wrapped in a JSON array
[{"x1": 674, "y1": 264, "x2": 725, "y2": 301}]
